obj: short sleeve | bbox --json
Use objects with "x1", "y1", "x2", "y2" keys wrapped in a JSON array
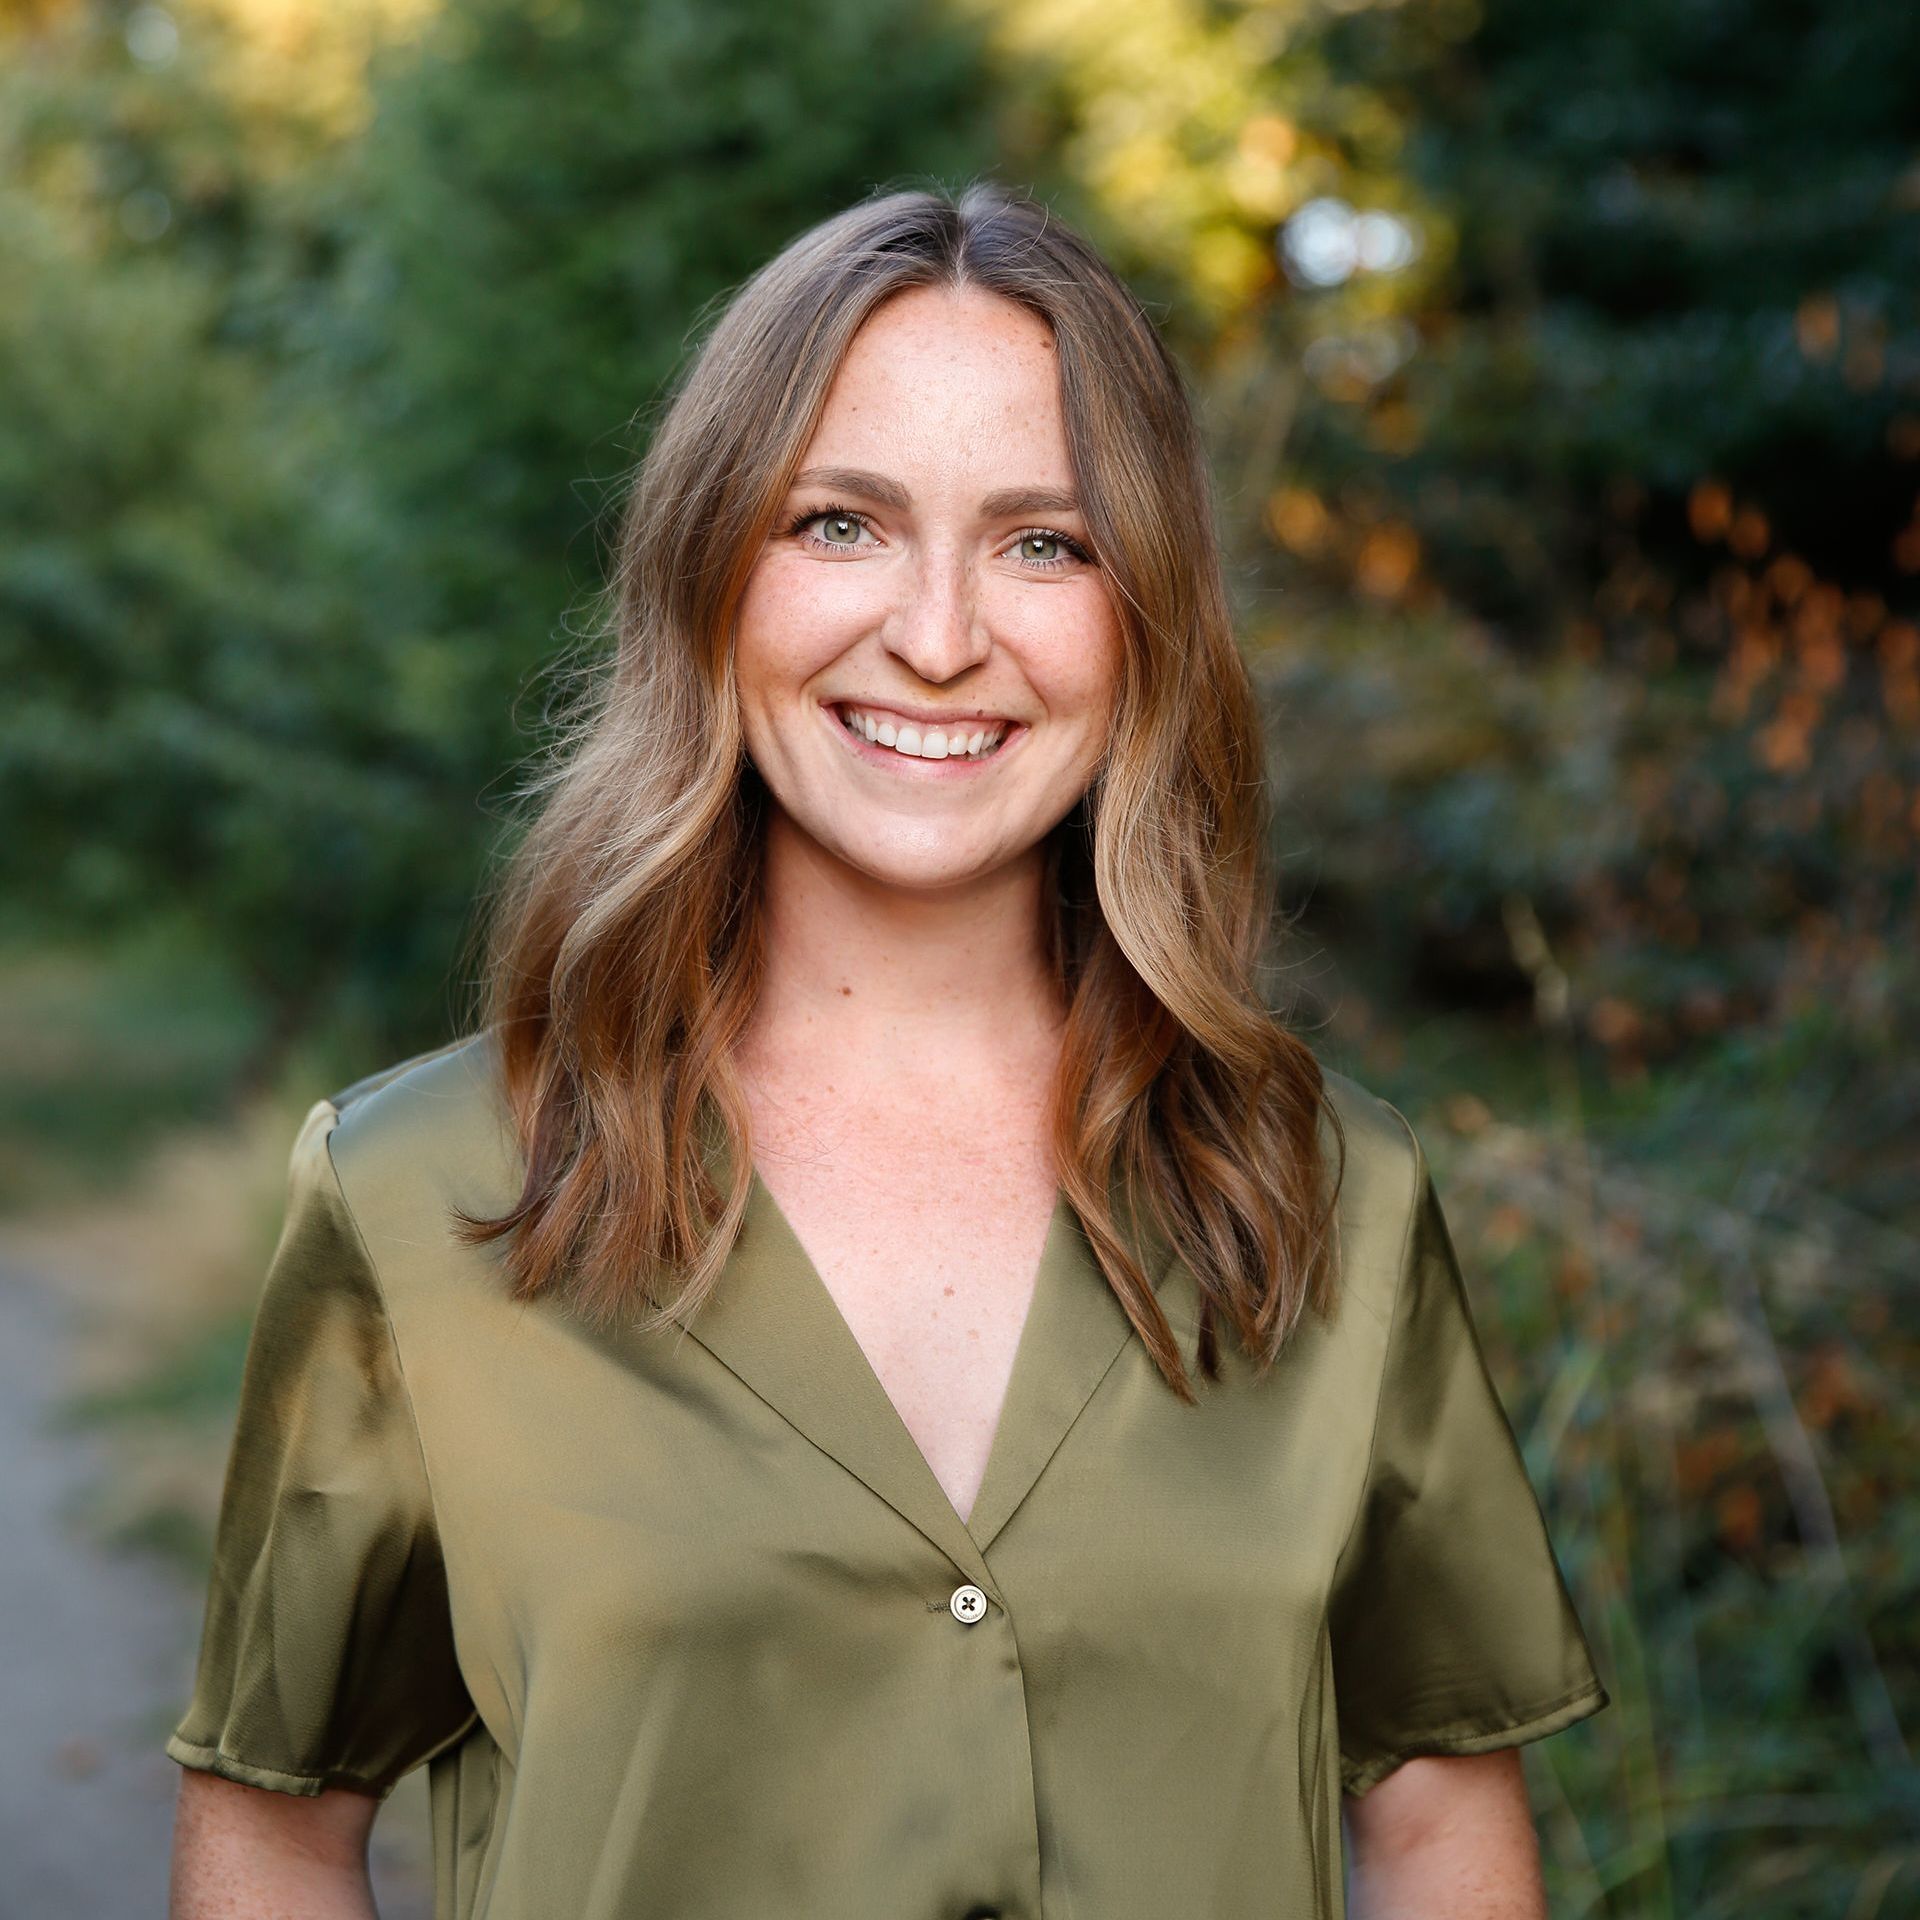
[
  {"x1": 1328, "y1": 1126, "x2": 1609, "y2": 1798},
  {"x1": 165, "y1": 1098, "x2": 476, "y2": 1798}
]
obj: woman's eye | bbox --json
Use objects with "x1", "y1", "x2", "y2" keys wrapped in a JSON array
[
  {"x1": 1009, "y1": 528, "x2": 1091, "y2": 571},
  {"x1": 783, "y1": 506, "x2": 875, "y2": 551}
]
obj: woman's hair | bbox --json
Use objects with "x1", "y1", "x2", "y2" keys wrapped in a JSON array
[{"x1": 453, "y1": 177, "x2": 1344, "y2": 1403}]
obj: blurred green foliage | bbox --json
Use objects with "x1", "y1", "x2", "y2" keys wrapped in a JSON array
[
  {"x1": 2, "y1": 0, "x2": 1021, "y2": 1050},
  {"x1": 3, "y1": 0, "x2": 1915, "y2": 1913},
  {"x1": 1295, "y1": 0, "x2": 1920, "y2": 615},
  {"x1": 0, "y1": 922, "x2": 265, "y2": 1207}
]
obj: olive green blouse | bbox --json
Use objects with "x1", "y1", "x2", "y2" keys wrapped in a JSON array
[{"x1": 167, "y1": 1031, "x2": 1608, "y2": 1920}]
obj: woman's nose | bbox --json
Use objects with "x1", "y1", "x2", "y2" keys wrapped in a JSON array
[{"x1": 881, "y1": 549, "x2": 992, "y2": 681}]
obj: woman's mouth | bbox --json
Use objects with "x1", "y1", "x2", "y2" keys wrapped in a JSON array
[{"x1": 824, "y1": 700, "x2": 1024, "y2": 770}]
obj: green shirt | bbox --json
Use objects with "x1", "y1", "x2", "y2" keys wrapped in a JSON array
[{"x1": 167, "y1": 1031, "x2": 1608, "y2": 1919}]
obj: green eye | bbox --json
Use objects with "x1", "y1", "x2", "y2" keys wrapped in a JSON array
[{"x1": 1007, "y1": 527, "x2": 1092, "y2": 572}]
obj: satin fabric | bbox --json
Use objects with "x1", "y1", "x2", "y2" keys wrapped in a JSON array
[{"x1": 167, "y1": 1030, "x2": 1608, "y2": 1919}]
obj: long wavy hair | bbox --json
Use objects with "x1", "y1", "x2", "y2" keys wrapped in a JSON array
[{"x1": 453, "y1": 178, "x2": 1344, "y2": 1403}]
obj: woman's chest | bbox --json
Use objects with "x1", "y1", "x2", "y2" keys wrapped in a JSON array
[
  {"x1": 419, "y1": 1263, "x2": 1369, "y2": 1663},
  {"x1": 751, "y1": 1124, "x2": 1063, "y2": 1528}
]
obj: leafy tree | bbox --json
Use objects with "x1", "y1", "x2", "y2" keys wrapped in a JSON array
[
  {"x1": 1293, "y1": 0, "x2": 1920, "y2": 630},
  {"x1": 3, "y1": 0, "x2": 1012, "y2": 1050}
]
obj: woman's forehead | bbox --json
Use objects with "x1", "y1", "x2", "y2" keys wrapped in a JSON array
[{"x1": 802, "y1": 290, "x2": 1072, "y2": 489}]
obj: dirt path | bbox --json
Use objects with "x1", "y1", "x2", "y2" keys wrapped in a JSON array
[{"x1": 0, "y1": 1258, "x2": 431, "y2": 1918}]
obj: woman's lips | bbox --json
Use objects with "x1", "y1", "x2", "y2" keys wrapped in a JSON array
[{"x1": 821, "y1": 699, "x2": 1027, "y2": 773}]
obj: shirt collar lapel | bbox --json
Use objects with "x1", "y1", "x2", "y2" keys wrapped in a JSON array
[
  {"x1": 671, "y1": 1143, "x2": 1179, "y2": 1577},
  {"x1": 962, "y1": 1193, "x2": 1177, "y2": 1555}
]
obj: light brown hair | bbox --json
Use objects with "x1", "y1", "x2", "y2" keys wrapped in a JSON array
[{"x1": 454, "y1": 178, "x2": 1343, "y2": 1402}]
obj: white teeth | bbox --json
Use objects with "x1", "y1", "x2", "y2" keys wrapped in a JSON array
[{"x1": 838, "y1": 706, "x2": 1007, "y2": 760}]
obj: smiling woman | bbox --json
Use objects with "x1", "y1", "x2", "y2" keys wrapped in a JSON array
[{"x1": 165, "y1": 180, "x2": 1608, "y2": 1920}]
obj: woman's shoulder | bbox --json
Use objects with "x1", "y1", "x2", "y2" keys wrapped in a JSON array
[
  {"x1": 1309, "y1": 1060, "x2": 1432, "y2": 1326},
  {"x1": 325, "y1": 1029, "x2": 496, "y2": 1114},
  {"x1": 321, "y1": 1028, "x2": 523, "y2": 1225},
  {"x1": 1315, "y1": 1061, "x2": 1423, "y2": 1195}
]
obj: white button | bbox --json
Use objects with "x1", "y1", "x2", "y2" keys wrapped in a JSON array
[{"x1": 948, "y1": 1583, "x2": 988, "y2": 1624}]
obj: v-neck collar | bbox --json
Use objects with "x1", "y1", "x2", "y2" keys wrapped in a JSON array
[{"x1": 669, "y1": 1145, "x2": 1179, "y2": 1585}]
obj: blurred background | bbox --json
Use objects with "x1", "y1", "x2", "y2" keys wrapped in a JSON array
[{"x1": 2, "y1": 0, "x2": 1915, "y2": 1912}]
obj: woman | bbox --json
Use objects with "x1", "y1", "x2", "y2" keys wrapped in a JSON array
[{"x1": 167, "y1": 182, "x2": 1609, "y2": 1919}]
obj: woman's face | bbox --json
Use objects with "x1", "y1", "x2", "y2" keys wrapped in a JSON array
[{"x1": 734, "y1": 283, "x2": 1121, "y2": 895}]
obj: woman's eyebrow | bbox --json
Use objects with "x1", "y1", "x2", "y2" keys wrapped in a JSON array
[{"x1": 790, "y1": 465, "x2": 1080, "y2": 518}]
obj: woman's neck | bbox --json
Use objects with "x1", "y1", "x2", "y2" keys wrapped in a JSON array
[{"x1": 742, "y1": 811, "x2": 1069, "y2": 1078}]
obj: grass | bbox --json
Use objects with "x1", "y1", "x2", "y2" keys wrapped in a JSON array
[
  {"x1": 0, "y1": 919, "x2": 269, "y2": 1215},
  {"x1": 59, "y1": 1308, "x2": 256, "y2": 1433}
]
